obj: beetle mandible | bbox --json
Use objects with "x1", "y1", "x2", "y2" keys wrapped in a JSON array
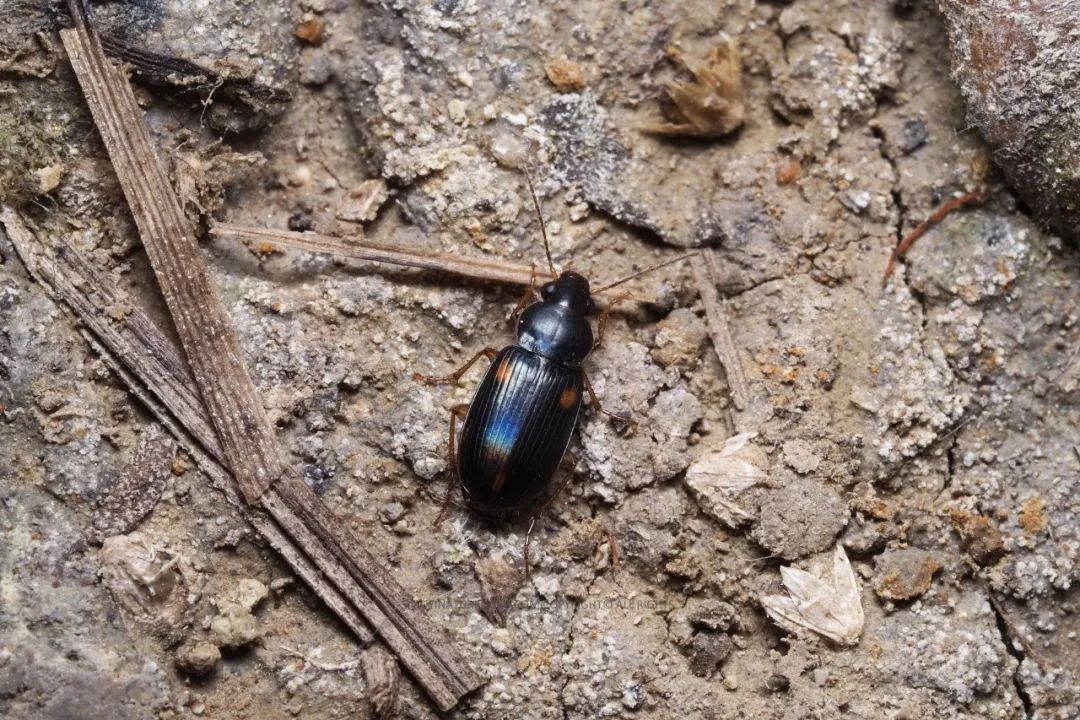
[{"x1": 415, "y1": 170, "x2": 693, "y2": 533}]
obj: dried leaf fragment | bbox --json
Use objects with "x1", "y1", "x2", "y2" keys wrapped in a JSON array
[
  {"x1": 89, "y1": 424, "x2": 175, "y2": 544},
  {"x1": 761, "y1": 545, "x2": 864, "y2": 646},
  {"x1": 475, "y1": 554, "x2": 523, "y2": 627},
  {"x1": 99, "y1": 531, "x2": 198, "y2": 634},
  {"x1": 361, "y1": 646, "x2": 401, "y2": 718},
  {"x1": 684, "y1": 432, "x2": 767, "y2": 528},
  {"x1": 642, "y1": 38, "x2": 745, "y2": 138}
]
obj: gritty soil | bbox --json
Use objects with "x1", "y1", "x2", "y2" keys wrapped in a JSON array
[{"x1": 0, "y1": 1, "x2": 1077, "y2": 719}]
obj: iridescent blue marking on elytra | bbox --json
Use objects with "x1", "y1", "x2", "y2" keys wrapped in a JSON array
[{"x1": 486, "y1": 405, "x2": 520, "y2": 458}]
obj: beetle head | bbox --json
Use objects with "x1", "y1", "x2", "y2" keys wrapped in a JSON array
[{"x1": 540, "y1": 271, "x2": 595, "y2": 315}]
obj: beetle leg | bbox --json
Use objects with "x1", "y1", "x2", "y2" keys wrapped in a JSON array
[
  {"x1": 523, "y1": 453, "x2": 579, "y2": 578},
  {"x1": 413, "y1": 348, "x2": 498, "y2": 386},
  {"x1": 582, "y1": 372, "x2": 639, "y2": 429},
  {"x1": 593, "y1": 291, "x2": 633, "y2": 351},
  {"x1": 433, "y1": 403, "x2": 470, "y2": 527},
  {"x1": 509, "y1": 265, "x2": 540, "y2": 323}
]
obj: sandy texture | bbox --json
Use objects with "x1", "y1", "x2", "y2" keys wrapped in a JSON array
[{"x1": 0, "y1": 1, "x2": 1077, "y2": 719}]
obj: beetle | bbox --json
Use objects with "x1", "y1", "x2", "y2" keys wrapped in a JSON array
[{"x1": 415, "y1": 171, "x2": 693, "y2": 541}]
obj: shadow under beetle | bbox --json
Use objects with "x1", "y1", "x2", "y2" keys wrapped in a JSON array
[{"x1": 415, "y1": 170, "x2": 693, "y2": 555}]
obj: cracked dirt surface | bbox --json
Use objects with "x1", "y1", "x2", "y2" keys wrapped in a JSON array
[{"x1": 1, "y1": 1, "x2": 1078, "y2": 719}]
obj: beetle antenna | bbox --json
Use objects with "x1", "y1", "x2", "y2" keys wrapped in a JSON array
[
  {"x1": 522, "y1": 167, "x2": 558, "y2": 278},
  {"x1": 593, "y1": 252, "x2": 699, "y2": 294}
]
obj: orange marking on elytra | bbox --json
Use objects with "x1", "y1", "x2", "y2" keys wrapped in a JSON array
[
  {"x1": 559, "y1": 387, "x2": 578, "y2": 409},
  {"x1": 495, "y1": 357, "x2": 512, "y2": 382}
]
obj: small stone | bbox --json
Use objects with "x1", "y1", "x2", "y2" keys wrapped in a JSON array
[
  {"x1": 949, "y1": 510, "x2": 1006, "y2": 565},
  {"x1": 379, "y1": 502, "x2": 407, "y2": 525},
  {"x1": 34, "y1": 164, "x2": 63, "y2": 194},
  {"x1": 544, "y1": 57, "x2": 586, "y2": 91},
  {"x1": 752, "y1": 481, "x2": 848, "y2": 560},
  {"x1": 568, "y1": 201, "x2": 590, "y2": 221},
  {"x1": 781, "y1": 438, "x2": 821, "y2": 474},
  {"x1": 287, "y1": 165, "x2": 313, "y2": 188},
  {"x1": 873, "y1": 548, "x2": 942, "y2": 601},
  {"x1": 447, "y1": 99, "x2": 468, "y2": 124},
  {"x1": 900, "y1": 119, "x2": 928, "y2": 154},
  {"x1": 776, "y1": 158, "x2": 801, "y2": 185},
  {"x1": 812, "y1": 668, "x2": 830, "y2": 686},
  {"x1": 532, "y1": 574, "x2": 559, "y2": 601},
  {"x1": 299, "y1": 48, "x2": 333, "y2": 86},
  {"x1": 621, "y1": 682, "x2": 645, "y2": 709},
  {"x1": 766, "y1": 673, "x2": 790, "y2": 693},
  {"x1": 176, "y1": 641, "x2": 220, "y2": 676},
  {"x1": 838, "y1": 189, "x2": 871, "y2": 214},
  {"x1": 487, "y1": 123, "x2": 533, "y2": 169},
  {"x1": 222, "y1": 578, "x2": 268, "y2": 612},
  {"x1": 490, "y1": 627, "x2": 513, "y2": 656},
  {"x1": 296, "y1": 17, "x2": 325, "y2": 44},
  {"x1": 210, "y1": 600, "x2": 261, "y2": 649},
  {"x1": 722, "y1": 674, "x2": 739, "y2": 691}
]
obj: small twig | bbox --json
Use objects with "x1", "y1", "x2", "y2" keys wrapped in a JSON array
[
  {"x1": 280, "y1": 645, "x2": 362, "y2": 673},
  {"x1": 211, "y1": 222, "x2": 538, "y2": 287},
  {"x1": 882, "y1": 190, "x2": 985, "y2": 288},
  {"x1": 692, "y1": 252, "x2": 749, "y2": 410}
]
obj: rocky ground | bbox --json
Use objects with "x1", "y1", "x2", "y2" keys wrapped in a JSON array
[{"x1": 0, "y1": 1, "x2": 1077, "y2": 719}]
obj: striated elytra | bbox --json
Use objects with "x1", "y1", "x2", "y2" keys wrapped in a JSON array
[{"x1": 458, "y1": 272, "x2": 593, "y2": 516}]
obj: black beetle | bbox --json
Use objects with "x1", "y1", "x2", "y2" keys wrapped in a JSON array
[{"x1": 416, "y1": 172, "x2": 692, "y2": 536}]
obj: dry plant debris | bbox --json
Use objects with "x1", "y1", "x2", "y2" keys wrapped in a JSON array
[
  {"x1": 642, "y1": 38, "x2": 745, "y2": 138},
  {"x1": 761, "y1": 545, "x2": 865, "y2": 647},
  {"x1": 49, "y1": 1, "x2": 481, "y2": 710},
  {"x1": 683, "y1": 432, "x2": 768, "y2": 528}
]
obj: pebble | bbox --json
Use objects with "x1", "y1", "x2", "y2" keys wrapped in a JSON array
[
  {"x1": 210, "y1": 600, "x2": 261, "y2": 649},
  {"x1": 781, "y1": 438, "x2": 821, "y2": 474},
  {"x1": 176, "y1": 641, "x2": 221, "y2": 677}
]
